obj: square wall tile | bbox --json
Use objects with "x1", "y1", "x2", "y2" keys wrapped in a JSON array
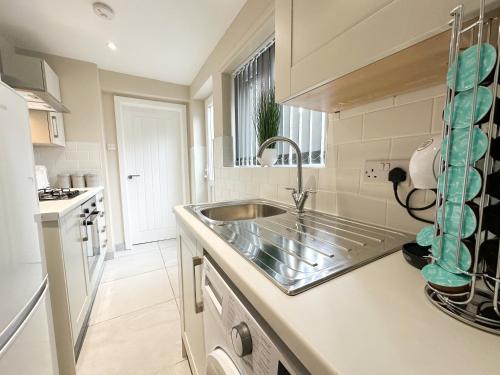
[
  {"x1": 312, "y1": 190, "x2": 336, "y2": 214},
  {"x1": 336, "y1": 193, "x2": 387, "y2": 225},
  {"x1": 318, "y1": 168, "x2": 336, "y2": 191},
  {"x1": 363, "y1": 99, "x2": 433, "y2": 140},
  {"x1": 432, "y1": 96, "x2": 446, "y2": 134},
  {"x1": 386, "y1": 201, "x2": 435, "y2": 234},
  {"x1": 338, "y1": 140, "x2": 390, "y2": 169},
  {"x1": 394, "y1": 84, "x2": 446, "y2": 106},
  {"x1": 390, "y1": 134, "x2": 434, "y2": 159},
  {"x1": 335, "y1": 169, "x2": 360, "y2": 193},
  {"x1": 340, "y1": 97, "x2": 394, "y2": 119},
  {"x1": 332, "y1": 115, "x2": 363, "y2": 145}
]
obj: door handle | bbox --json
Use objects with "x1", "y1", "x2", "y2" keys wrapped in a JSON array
[
  {"x1": 192, "y1": 256, "x2": 204, "y2": 314},
  {"x1": 127, "y1": 174, "x2": 141, "y2": 180}
]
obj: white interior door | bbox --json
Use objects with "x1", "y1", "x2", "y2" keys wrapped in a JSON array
[{"x1": 115, "y1": 97, "x2": 188, "y2": 247}]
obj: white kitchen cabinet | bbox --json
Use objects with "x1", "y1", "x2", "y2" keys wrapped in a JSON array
[
  {"x1": 275, "y1": 0, "x2": 490, "y2": 103},
  {"x1": 59, "y1": 206, "x2": 89, "y2": 343},
  {"x1": 96, "y1": 192, "x2": 108, "y2": 253},
  {"x1": 29, "y1": 110, "x2": 66, "y2": 147},
  {"x1": 178, "y1": 226, "x2": 205, "y2": 375}
]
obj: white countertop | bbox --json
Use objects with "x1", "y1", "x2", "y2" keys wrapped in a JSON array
[
  {"x1": 39, "y1": 187, "x2": 104, "y2": 221},
  {"x1": 174, "y1": 205, "x2": 500, "y2": 375}
]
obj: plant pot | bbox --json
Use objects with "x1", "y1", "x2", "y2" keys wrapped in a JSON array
[{"x1": 258, "y1": 148, "x2": 278, "y2": 166}]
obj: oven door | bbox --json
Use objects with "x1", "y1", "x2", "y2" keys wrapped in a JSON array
[{"x1": 83, "y1": 211, "x2": 100, "y2": 280}]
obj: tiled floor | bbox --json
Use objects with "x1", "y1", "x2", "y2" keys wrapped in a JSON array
[{"x1": 77, "y1": 240, "x2": 192, "y2": 375}]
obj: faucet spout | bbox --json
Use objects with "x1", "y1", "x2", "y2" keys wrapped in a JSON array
[{"x1": 257, "y1": 136, "x2": 310, "y2": 212}]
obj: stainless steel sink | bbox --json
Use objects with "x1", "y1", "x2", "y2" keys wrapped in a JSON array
[
  {"x1": 200, "y1": 202, "x2": 286, "y2": 222},
  {"x1": 187, "y1": 199, "x2": 414, "y2": 295}
]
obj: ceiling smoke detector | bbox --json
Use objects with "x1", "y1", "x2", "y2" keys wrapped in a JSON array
[{"x1": 93, "y1": 2, "x2": 114, "y2": 20}]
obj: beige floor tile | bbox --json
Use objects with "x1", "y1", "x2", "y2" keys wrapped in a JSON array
[
  {"x1": 132, "y1": 241, "x2": 160, "y2": 252},
  {"x1": 153, "y1": 360, "x2": 192, "y2": 375},
  {"x1": 160, "y1": 246, "x2": 178, "y2": 268},
  {"x1": 77, "y1": 301, "x2": 184, "y2": 375},
  {"x1": 166, "y1": 265, "x2": 180, "y2": 298},
  {"x1": 90, "y1": 269, "x2": 173, "y2": 325},
  {"x1": 101, "y1": 250, "x2": 164, "y2": 283},
  {"x1": 115, "y1": 241, "x2": 160, "y2": 258},
  {"x1": 159, "y1": 238, "x2": 177, "y2": 249}
]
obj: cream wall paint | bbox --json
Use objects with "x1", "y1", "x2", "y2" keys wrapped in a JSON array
[
  {"x1": 190, "y1": 0, "x2": 274, "y2": 138},
  {"x1": 21, "y1": 51, "x2": 116, "y2": 253},
  {"x1": 99, "y1": 69, "x2": 189, "y2": 104},
  {"x1": 20, "y1": 50, "x2": 104, "y2": 143},
  {"x1": 98, "y1": 69, "x2": 192, "y2": 247}
]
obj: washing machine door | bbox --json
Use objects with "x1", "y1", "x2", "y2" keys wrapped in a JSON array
[{"x1": 206, "y1": 348, "x2": 241, "y2": 375}]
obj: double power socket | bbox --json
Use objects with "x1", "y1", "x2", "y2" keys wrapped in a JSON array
[{"x1": 364, "y1": 159, "x2": 410, "y2": 183}]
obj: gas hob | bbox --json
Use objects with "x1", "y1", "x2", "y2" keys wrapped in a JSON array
[{"x1": 38, "y1": 188, "x2": 82, "y2": 201}]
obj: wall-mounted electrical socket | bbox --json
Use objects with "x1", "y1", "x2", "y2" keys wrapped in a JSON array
[{"x1": 363, "y1": 159, "x2": 410, "y2": 183}]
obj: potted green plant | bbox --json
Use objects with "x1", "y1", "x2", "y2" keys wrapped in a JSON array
[{"x1": 255, "y1": 88, "x2": 281, "y2": 166}]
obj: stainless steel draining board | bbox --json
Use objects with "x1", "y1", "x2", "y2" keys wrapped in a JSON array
[{"x1": 187, "y1": 199, "x2": 414, "y2": 295}]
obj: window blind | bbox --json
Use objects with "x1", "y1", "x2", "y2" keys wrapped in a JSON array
[{"x1": 233, "y1": 42, "x2": 327, "y2": 167}]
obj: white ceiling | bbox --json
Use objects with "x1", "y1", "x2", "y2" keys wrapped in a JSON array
[{"x1": 0, "y1": 0, "x2": 246, "y2": 85}]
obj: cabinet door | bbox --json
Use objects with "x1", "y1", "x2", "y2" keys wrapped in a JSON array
[
  {"x1": 60, "y1": 208, "x2": 88, "y2": 343},
  {"x1": 179, "y1": 230, "x2": 205, "y2": 375},
  {"x1": 43, "y1": 61, "x2": 61, "y2": 101},
  {"x1": 48, "y1": 112, "x2": 66, "y2": 147},
  {"x1": 29, "y1": 110, "x2": 51, "y2": 144},
  {"x1": 276, "y1": 0, "x2": 489, "y2": 102}
]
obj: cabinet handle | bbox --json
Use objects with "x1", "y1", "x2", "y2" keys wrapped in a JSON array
[
  {"x1": 100, "y1": 212, "x2": 105, "y2": 218},
  {"x1": 101, "y1": 226, "x2": 106, "y2": 233},
  {"x1": 99, "y1": 197, "x2": 104, "y2": 203},
  {"x1": 50, "y1": 114, "x2": 59, "y2": 138},
  {"x1": 192, "y1": 256, "x2": 204, "y2": 314}
]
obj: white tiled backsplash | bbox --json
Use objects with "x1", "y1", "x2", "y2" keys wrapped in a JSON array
[
  {"x1": 213, "y1": 84, "x2": 446, "y2": 234},
  {"x1": 34, "y1": 141, "x2": 103, "y2": 187}
]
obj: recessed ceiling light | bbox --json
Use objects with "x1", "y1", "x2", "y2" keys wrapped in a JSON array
[{"x1": 107, "y1": 41, "x2": 117, "y2": 51}]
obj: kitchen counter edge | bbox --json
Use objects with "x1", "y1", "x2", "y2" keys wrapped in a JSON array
[
  {"x1": 174, "y1": 204, "x2": 500, "y2": 375},
  {"x1": 39, "y1": 187, "x2": 104, "y2": 221}
]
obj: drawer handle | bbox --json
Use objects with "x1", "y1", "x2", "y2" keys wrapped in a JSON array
[
  {"x1": 192, "y1": 256, "x2": 204, "y2": 314},
  {"x1": 101, "y1": 226, "x2": 106, "y2": 233},
  {"x1": 100, "y1": 212, "x2": 105, "y2": 218},
  {"x1": 99, "y1": 197, "x2": 104, "y2": 203}
]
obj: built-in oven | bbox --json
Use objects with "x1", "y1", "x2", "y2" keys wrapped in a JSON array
[{"x1": 81, "y1": 197, "x2": 100, "y2": 281}]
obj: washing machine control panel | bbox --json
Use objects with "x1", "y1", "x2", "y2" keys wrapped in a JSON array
[
  {"x1": 231, "y1": 322, "x2": 253, "y2": 357},
  {"x1": 203, "y1": 257, "x2": 307, "y2": 375}
]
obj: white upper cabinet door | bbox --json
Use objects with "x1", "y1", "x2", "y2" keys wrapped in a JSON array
[
  {"x1": 48, "y1": 112, "x2": 66, "y2": 147},
  {"x1": 43, "y1": 61, "x2": 61, "y2": 101},
  {"x1": 275, "y1": 0, "x2": 493, "y2": 102}
]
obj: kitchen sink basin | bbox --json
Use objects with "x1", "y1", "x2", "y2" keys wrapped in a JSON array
[
  {"x1": 187, "y1": 199, "x2": 413, "y2": 295},
  {"x1": 200, "y1": 202, "x2": 286, "y2": 222}
]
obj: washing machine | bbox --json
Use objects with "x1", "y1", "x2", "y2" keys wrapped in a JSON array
[{"x1": 202, "y1": 255, "x2": 309, "y2": 375}]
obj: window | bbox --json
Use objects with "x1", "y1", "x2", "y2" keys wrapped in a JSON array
[{"x1": 233, "y1": 41, "x2": 327, "y2": 167}]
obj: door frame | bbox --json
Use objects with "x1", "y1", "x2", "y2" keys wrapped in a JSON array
[
  {"x1": 204, "y1": 95, "x2": 215, "y2": 202},
  {"x1": 114, "y1": 96, "x2": 189, "y2": 249}
]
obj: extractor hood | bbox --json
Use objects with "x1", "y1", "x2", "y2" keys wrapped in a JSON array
[{"x1": 0, "y1": 38, "x2": 69, "y2": 113}]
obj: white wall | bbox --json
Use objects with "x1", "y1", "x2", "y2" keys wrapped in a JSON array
[
  {"x1": 212, "y1": 84, "x2": 445, "y2": 234},
  {"x1": 34, "y1": 142, "x2": 102, "y2": 187}
]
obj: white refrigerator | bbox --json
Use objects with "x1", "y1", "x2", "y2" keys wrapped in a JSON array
[{"x1": 0, "y1": 81, "x2": 59, "y2": 374}]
